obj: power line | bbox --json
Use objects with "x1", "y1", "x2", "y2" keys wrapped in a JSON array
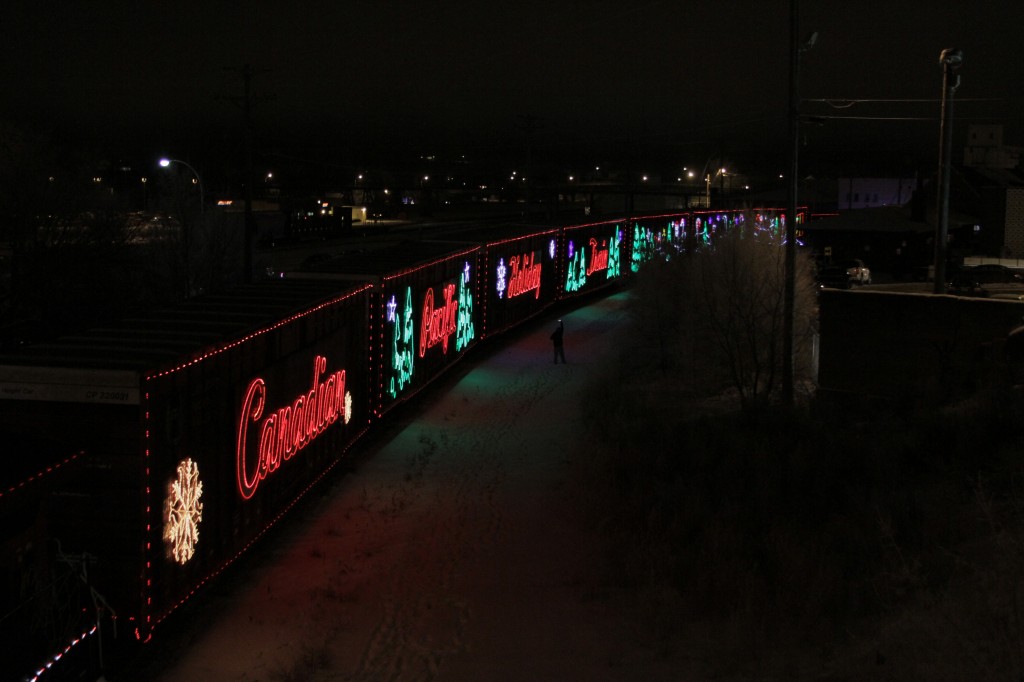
[
  {"x1": 804, "y1": 97, "x2": 1008, "y2": 104},
  {"x1": 805, "y1": 114, "x2": 1015, "y2": 121}
]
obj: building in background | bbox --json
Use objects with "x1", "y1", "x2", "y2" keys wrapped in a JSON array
[
  {"x1": 837, "y1": 177, "x2": 919, "y2": 210},
  {"x1": 959, "y1": 125, "x2": 1024, "y2": 258}
]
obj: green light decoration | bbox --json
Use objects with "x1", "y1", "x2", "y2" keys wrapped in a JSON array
[
  {"x1": 630, "y1": 223, "x2": 656, "y2": 273},
  {"x1": 607, "y1": 226, "x2": 622, "y2": 279},
  {"x1": 565, "y1": 241, "x2": 588, "y2": 292},
  {"x1": 698, "y1": 218, "x2": 711, "y2": 246},
  {"x1": 455, "y1": 262, "x2": 475, "y2": 351},
  {"x1": 387, "y1": 286, "x2": 415, "y2": 399}
]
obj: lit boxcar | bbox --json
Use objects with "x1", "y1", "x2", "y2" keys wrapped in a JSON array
[
  {"x1": 0, "y1": 279, "x2": 372, "y2": 658},
  {"x1": 426, "y1": 225, "x2": 562, "y2": 340},
  {"x1": 626, "y1": 212, "x2": 690, "y2": 270},
  {"x1": 282, "y1": 239, "x2": 482, "y2": 418},
  {"x1": 559, "y1": 218, "x2": 629, "y2": 298}
]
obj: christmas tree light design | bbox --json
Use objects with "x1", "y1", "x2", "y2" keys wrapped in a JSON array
[
  {"x1": 607, "y1": 226, "x2": 622, "y2": 279},
  {"x1": 565, "y1": 240, "x2": 587, "y2": 292},
  {"x1": 631, "y1": 223, "x2": 655, "y2": 273},
  {"x1": 388, "y1": 286, "x2": 415, "y2": 399},
  {"x1": 456, "y1": 262, "x2": 475, "y2": 352}
]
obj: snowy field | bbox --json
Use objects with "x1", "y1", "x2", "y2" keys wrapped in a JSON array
[{"x1": 128, "y1": 290, "x2": 705, "y2": 681}]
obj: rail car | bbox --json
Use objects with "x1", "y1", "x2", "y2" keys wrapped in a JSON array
[{"x1": 0, "y1": 208, "x2": 792, "y2": 681}]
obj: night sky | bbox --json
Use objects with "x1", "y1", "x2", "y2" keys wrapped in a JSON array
[{"x1": 1, "y1": 1, "x2": 1021, "y2": 178}]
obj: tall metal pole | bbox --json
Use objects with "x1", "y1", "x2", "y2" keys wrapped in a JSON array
[
  {"x1": 933, "y1": 49, "x2": 963, "y2": 294},
  {"x1": 159, "y1": 157, "x2": 204, "y2": 299},
  {"x1": 159, "y1": 158, "x2": 204, "y2": 217},
  {"x1": 782, "y1": 0, "x2": 799, "y2": 406},
  {"x1": 243, "y1": 64, "x2": 256, "y2": 284}
]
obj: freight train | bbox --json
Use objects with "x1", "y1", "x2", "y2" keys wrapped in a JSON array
[{"x1": 0, "y1": 208, "x2": 794, "y2": 681}]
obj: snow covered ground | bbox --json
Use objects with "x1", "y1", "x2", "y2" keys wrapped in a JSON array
[{"x1": 130, "y1": 291, "x2": 703, "y2": 681}]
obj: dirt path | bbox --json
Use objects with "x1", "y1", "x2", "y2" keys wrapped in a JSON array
[{"x1": 139, "y1": 291, "x2": 700, "y2": 681}]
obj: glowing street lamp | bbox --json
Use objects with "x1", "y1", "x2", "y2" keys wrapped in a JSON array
[
  {"x1": 159, "y1": 157, "x2": 204, "y2": 216},
  {"x1": 159, "y1": 157, "x2": 206, "y2": 298}
]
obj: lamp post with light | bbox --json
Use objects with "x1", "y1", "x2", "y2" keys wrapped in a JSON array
[
  {"x1": 158, "y1": 158, "x2": 204, "y2": 217},
  {"x1": 158, "y1": 157, "x2": 205, "y2": 297},
  {"x1": 933, "y1": 48, "x2": 963, "y2": 294}
]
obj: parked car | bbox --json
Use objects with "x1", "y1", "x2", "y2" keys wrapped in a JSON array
[
  {"x1": 841, "y1": 258, "x2": 872, "y2": 285},
  {"x1": 946, "y1": 271, "x2": 989, "y2": 297},
  {"x1": 964, "y1": 263, "x2": 1023, "y2": 284},
  {"x1": 816, "y1": 265, "x2": 852, "y2": 290}
]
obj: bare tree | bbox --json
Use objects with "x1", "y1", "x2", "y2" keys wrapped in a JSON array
[{"x1": 626, "y1": 214, "x2": 818, "y2": 412}]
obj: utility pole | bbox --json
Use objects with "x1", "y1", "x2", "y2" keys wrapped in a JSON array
[
  {"x1": 517, "y1": 114, "x2": 541, "y2": 220},
  {"x1": 933, "y1": 49, "x2": 963, "y2": 294},
  {"x1": 225, "y1": 64, "x2": 272, "y2": 283},
  {"x1": 783, "y1": 1, "x2": 816, "y2": 406},
  {"x1": 783, "y1": 0, "x2": 800, "y2": 407}
]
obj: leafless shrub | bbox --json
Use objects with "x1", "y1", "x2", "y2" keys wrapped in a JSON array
[{"x1": 627, "y1": 216, "x2": 817, "y2": 411}]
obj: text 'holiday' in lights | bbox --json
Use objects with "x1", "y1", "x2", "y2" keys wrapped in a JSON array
[
  {"x1": 164, "y1": 458, "x2": 203, "y2": 564},
  {"x1": 499, "y1": 251, "x2": 542, "y2": 299},
  {"x1": 236, "y1": 355, "x2": 351, "y2": 500}
]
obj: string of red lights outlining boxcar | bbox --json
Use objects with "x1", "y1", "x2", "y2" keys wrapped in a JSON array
[{"x1": 0, "y1": 208, "x2": 794, "y2": 680}]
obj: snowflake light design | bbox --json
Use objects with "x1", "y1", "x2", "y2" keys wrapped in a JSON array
[
  {"x1": 164, "y1": 458, "x2": 203, "y2": 565},
  {"x1": 496, "y1": 257, "x2": 507, "y2": 299},
  {"x1": 344, "y1": 390, "x2": 353, "y2": 424}
]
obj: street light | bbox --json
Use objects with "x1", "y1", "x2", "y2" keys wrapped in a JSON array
[
  {"x1": 159, "y1": 157, "x2": 206, "y2": 298},
  {"x1": 704, "y1": 167, "x2": 726, "y2": 207},
  {"x1": 933, "y1": 48, "x2": 963, "y2": 294},
  {"x1": 783, "y1": 0, "x2": 817, "y2": 406},
  {"x1": 158, "y1": 158, "x2": 204, "y2": 216}
]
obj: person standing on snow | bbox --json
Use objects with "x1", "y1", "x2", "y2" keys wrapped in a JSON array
[{"x1": 550, "y1": 319, "x2": 566, "y2": 364}]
